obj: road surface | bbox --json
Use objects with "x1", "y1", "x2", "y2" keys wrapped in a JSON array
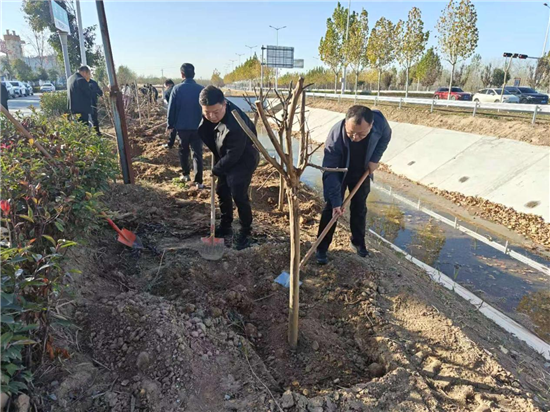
[{"x1": 5, "y1": 93, "x2": 41, "y2": 116}]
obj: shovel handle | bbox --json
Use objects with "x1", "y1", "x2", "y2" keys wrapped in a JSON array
[
  {"x1": 300, "y1": 168, "x2": 371, "y2": 269},
  {"x1": 100, "y1": 212, "x2": 125, "y2": 237},
  {"x1": 210, "y1": 152, "x2": 216, "y2": 238}
]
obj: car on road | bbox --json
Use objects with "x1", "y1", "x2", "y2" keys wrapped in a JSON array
[
  {"x1": 40, "y1": 83, "x2": 56, "y2": 93},
  {"x1": 504, "y1": 87, "x2": 548, "y2": 104},
  {"x1": 23, "y1": 82, "x2": 34, "y2": 96},
  {"x1": 2, "y1": 81, "x2": 16, "y2": 98},
  {"x1": 472, "y1": 88, "x2": 520, "y2": 104},
  {"x1": 433, "y1": 87, "x2": 472, "y2": 101},
  {"x1": 8, "y1": 81, "x2": 26, "y2": 97}
]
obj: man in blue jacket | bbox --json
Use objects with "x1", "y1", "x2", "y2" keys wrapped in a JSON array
[
  {"x1": 316, "y1": 105, "x2": 391, "y2": 265},
  {"x1": 167, "y1": 63, "x2": 204, "y2": 187}
]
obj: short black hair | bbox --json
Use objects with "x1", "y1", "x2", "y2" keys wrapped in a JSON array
[
  {"x1": 165, "y1": 79, "x2": 175, "y2": 86},
  {"x1": 180, "y1": 63, "x2": 195, "y2": 79},
  {"x1": 78, "y1": 65, "x2": 90, "y2": 73},
  {"x1": 346, "y1": 105, "x2": 373, "y2": 124},
  {"x1": 199, "y1": 85, "x2": 225, "y2": 106}
]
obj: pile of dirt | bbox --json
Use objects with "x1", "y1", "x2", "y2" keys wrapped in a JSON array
[
  {"x1": 29, "y1": 113, "x2": 549, "y2": 412},
  {"x1": 309, "y1": 97, "x2": 550, "y2": 146}
]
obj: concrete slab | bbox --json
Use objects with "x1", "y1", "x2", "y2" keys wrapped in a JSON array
[
  {"x1": 386, "y1": 128, "x2": 484, "y2": 182},
  {"x1": 420, "y1": 138, "x2": 549, "y2": 197},
  {"x1": 484, "y1": 154, "x2": 550, "y2": 221},
  {"x1": 384, "y1": 122, "x2": 437, "y2": 162}
]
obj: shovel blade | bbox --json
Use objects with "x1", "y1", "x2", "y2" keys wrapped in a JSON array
[
  {"x1": 117, "y1": 229, "x2": 143, "y2": 249},
  {"x1": 199, "y1": 236, "x2": 225, "y2": 260}
]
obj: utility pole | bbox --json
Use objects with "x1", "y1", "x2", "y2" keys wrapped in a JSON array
[
  {"x1": 543, "y1": 3, "x2": 550, "y2": 57},
  {"x1": 341, "y1": 0, "x2": 351, "y2": 95},
  {"x1": 500, "y1": 53, "x2": 528, "y2": 102},
  {"x1": 75, "y1": 0, "x2": 87, "y2": 65},
  {"x1": 96, "y1": 0, "x2": 134, "y2": 184},
  {"x1": 269, "y1": 25, "x2": 286, "y2": 90}
]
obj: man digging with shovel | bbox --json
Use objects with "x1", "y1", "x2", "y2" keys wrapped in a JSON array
[
  {"x1": 198, "y1": 86, "x2": 260, "y2": 250},
  {"x1": 315, "y1": 105, "x2": 392, "y2": 265}
]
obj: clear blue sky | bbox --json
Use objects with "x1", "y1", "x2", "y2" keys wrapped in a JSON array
[{"x1": 2, "y1": 1, "x2": 549, "y2": 79}]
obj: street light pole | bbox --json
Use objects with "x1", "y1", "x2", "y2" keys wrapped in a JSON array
[
  {"x1": 543, "y1": 3, "x2": 550, "y2": 57},
  {"x1": 236, "y1": 53, "x2": 244, "y2": 65},
  {"x1": 245, "y1": 45, "x2": 257, "y2": 56},
  {"x1": 269, "y1": 25, "x2": 286, "y2": 90},
  {"x1": 75, "y1": 0, "x2": 87, "y2": 65}
]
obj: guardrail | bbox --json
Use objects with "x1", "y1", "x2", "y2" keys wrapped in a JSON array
[{"x1": 309, "y1": 92, "x2": 549, "y2": 124}]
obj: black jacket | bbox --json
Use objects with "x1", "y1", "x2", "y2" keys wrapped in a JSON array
[
  {"x1": 89, "y1": 79, "x2": 103, "y2": 107},
  {"x1": 1, "y1": 83, "x2": 9, "y2": 110},
  {"x1": 198, "y1": 100, "x2": 259, "y2": 179},
  {"x1": 67, "y1": 72, "x2": 92, "y2": 115}
]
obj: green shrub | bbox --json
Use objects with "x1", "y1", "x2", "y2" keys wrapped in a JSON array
[
  {"x1": 1, "y1": 110, "x2": 118, "y2": 396},
  {"x1": 39, "y1": 91, "x2": 68, "y2": 117}
]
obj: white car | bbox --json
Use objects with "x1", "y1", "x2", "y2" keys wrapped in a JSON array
[
  {"x1": 472, "y1": 88, "x2": 520, "y2": 104},
  {"x1": 9, "y1": 81, "x2": 25, "y2": 97},
  {"x1": 2, "y1": 81, "x2": 16, "y2": 98},
  {"x1": 40, "y1": 83, "x2": 56, "y2": 92}
]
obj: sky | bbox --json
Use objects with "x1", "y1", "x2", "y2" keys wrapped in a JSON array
[{"x1": 1, "y1": 0, "x2": 549, "y2": 80}]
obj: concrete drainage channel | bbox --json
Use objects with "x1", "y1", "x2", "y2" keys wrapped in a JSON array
[{"x1": 256, "y1": 132, "x2": 550, "y2": 359}]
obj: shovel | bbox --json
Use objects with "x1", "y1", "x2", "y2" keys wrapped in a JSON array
[
  {"x1": 199, "y1": 153, "x2": 225, "y2": 261},
  {"x1": 276, "y1": 168, "x2": 372, "y2": 286},
  {"x1": 101, "y1": 212, "x2": 143, "y2": 249}
]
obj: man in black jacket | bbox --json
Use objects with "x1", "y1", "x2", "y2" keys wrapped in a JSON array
[
  {"x1": 315, "y1": 105, "x2": 391, "y2": 265},
  {"x1": 198, "y1": 86, "x2": 259, "y2": 250},
  {"x1": 67, "y1": 66, "x2": 92, "y2": 125},
  {"x1": 89, "y1": 78, "x2": 103, "y2": 135},
  {"x1": 1, "y1": 82, "x2": 9, "y2": 112},
  {"x1": 163, "y1": 79, "x2": 178, "y2": 148}
]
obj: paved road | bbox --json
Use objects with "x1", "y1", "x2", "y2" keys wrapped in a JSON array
[{"x1": 5, "y1": 93, "x2": 42, "y2": 116}]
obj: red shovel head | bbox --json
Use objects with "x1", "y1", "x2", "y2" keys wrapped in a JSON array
[{"x1": 118, "y1": 228, "x2": 143, "y2": 249}]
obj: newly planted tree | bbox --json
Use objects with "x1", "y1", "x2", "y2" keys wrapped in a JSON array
[
  {"x1": 367, "y1": 17, "x2": 398, "y2": 95},
  {"x1": 233, "y1": 79, "x2": 346, "y2": 347},
  {"x1": 396, "y1": 7, "x2": 429, "y2": 97},
  {"x1": 436, "y1": 0, "x2": 479, "y2": 99},
  {"x1": 345, "y1": 9, "x2": 369, "y2": 97}
]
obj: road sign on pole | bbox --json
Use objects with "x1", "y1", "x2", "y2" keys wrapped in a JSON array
[
  {"x1": 293, "y1": 59, "x2": 304, "y2": 68},
  {"x1": 50, "y1": 0, "x2": 71, "y2": 33},
  {"x1": 265, "y1": 46, "x2": 294, "y2": 68}
]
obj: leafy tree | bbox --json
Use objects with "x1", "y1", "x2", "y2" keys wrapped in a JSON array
[
  {"x1": 367, "y1": 17, "x2": 398, "y2": 95},
  {"x1": 345, "y1": 9, "x2": 369, "y2": 95},
  {"x1": 0, "y1": 58, "x2": 13, "y2": 78},
  {"x1": 381, "y1": 68, "x2": 398, "y2": 89},
  {"x1": 480, "y1": 63, "x2": 492, "y2": 87},
  {"x1": 23, "y1": 28, "x2": 53, "y2": 69},
  {"x1": 319, "y1": 2, "x2": 348, "y2": 93},
  {"x1": 116, "y1": 65, "x2": 137, "y2": 85},
  {"x1": 436, "y1": 0, "x2": 479, "y2": 99},
  {"x1": 22, "y1": 0, "x2": 102, "y2": 73},
  {"x1": 47, "y1": 68, "x2": 59, "y2": 83},
  {"x1": 528, "y1": 52, "x2": 550, "y2": 89},
  {"x1": 37, "y1": 67, "x2": 49, "y2": 81},
  {"x1": 396, "y1": 7, "x2": 429, "y2": 97},
  {"x1": 211, "y1": 69, "x2": 224, "y2": 87},
  {"x1": 491, "y1": 68, "x2": 511, "y2": 87},
  {"x1": 415, "y1": 48, "x2": 443, "y2": 88},
  {"x1": 12, "y1": 59, "x2": 34, "y2": 82}
]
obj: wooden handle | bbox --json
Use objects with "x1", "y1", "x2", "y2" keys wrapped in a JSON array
[
  {"x1": 1, "y1": 104, "x2": 55, "y2": 161},
  {"x1": 100, "y1": 212, "x2": 124, "y2": 237},
  {"x1": 210, "y1": 152, "x2": 216, "y2": 238},
  {"x1": 300, "y1": 168, "x2": 371, "y2": 269}
]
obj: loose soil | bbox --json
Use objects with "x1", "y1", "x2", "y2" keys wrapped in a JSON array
[
  {"x1": 28, "y1": 112, "x2": 550, "y2": 412},
  {"x1": 309, "y1": 97, "x2": 550, "y2": 147}
]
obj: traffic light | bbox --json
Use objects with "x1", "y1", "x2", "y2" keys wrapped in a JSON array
[
  {"x1": 502, "y1": 52, "x2": 529, "y2": 59},
  {"x1": 503, "y1": 53, "x2": 512, "y2": 57},
  {"x1": 518, "y1": 54, "x2": 528, "y2": 59}
]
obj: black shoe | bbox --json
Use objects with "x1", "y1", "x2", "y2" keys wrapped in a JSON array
[
  {"x1": 316, "y1": 249, "x2": 328, "y2": 265},
  {"x1": 215, "y1": 225, "x2": 233, "y2": 238},
  {"x1": 350, "y1": 240, "x2": 369, "y2": 258},
  {"x1": 234, "y1": 230, "x2": 251, "y2": 250}
]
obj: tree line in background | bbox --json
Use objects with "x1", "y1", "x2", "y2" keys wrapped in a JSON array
[{"x1": 222, "y1": 0, "x2": 550, "y2": 94}]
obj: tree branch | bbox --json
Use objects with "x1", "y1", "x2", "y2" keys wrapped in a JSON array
[
  {"x1": 254, "y1": 101, "x2": 289, "y2": 168},
  {"x1": 305, "y1": 163, "x2": 347, "y2": 173}
]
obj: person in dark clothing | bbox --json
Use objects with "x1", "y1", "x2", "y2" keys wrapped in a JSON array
[
  {"x1": 162, "y1": 79, "x2": 178, "y2": 148},
  {"x1": 198, "y1": 86, "x2": 259, "y2": 250},
  {"x1": 315, "y1": 105, "x2": 392, "y2": 265},
  {"x1": 1, "y1": 82, "x2": 9, "y2": 112},
  {"x1": 166, "y1": 64, "x2": 205, "y2": 186},
  {"x1": 67, "y1": 65, "x2": 92, "y2": 126},
  {"x1": 89, "y1": 78, "x2": 103, "y2": 135},
  {"x1": 150, "y1": 84, "x2": 159, "y2": 103}
]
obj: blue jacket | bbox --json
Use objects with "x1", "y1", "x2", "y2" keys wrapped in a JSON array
[
  {"x1": 167, "y1": 79, "x2": 204, "y2": 130},
  {"x1": 322, "y1": 111, "x2": 392, "y2": 208}
]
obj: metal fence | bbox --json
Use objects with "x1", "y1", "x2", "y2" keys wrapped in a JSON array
[{"x1": 309, "y1": 92, "x2": 550, "y2": 124}]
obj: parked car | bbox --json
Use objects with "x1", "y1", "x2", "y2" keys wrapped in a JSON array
[
  {"x1": 23, "y1": 82, "x2": 33, "y2": 96},
  {"x1": 433, "y1": 87, "x2": 472, "y2": 101},
  {"x1": 472, "y1": 88, "x2": 520, "y2": 104},
  {"x1": 2, "y1": 81, "x2": 16, "y2": 98},
  {"x1": 504, "y1": 87, "x2": 548, "y2": 105},
  {"x1": 9, "y1": 81, "x2": 25, "y2": 97},
  {"x1": 40, "y1": 83, "x2": 56, "y2": 93}
]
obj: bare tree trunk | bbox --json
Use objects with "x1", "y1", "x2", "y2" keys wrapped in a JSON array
[
  {"x1": 287, "y1": 186, "x2": 300, "y2": 348},
  {"x1": 334, "y1": 72, "x2": 338, "y2": 94},
  {"x1": 377, "y1": 69, "x2": 381, "y2": 97},
  {"x1": 354, "y1": 72, "x2": 359, "y2": 102},
  {"x1": 447, "y1": 63, "x2": 455, "y2": 101},
  {"x1": 405, "y1": 66, "x2": 410, "y2": 98}
]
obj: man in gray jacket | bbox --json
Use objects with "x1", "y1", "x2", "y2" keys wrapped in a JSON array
[
  {"x1": 316, "y1": 105, "x2": 391, "y2": 264},
  {"x1": 167, "y1": 63, "x2": 204, "y2": 187}
]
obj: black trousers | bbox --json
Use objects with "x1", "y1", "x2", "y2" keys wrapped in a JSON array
[
  {"x1": 176, "y1": 130, "x2": 203, "y2": 183},
  {"x1": 73, "y1": 112, "x2": 90, "y2": 127},
  {"x1": 216, "y1": 168, "x2": 256, "y2": 233},
  {"x1": 91, "y1": 106, "x2": 100, "y2": 134},
  {"x1": 317, "y1": 173, "x2": 371, "y2": 252}
]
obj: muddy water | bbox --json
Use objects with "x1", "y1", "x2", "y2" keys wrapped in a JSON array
[{"x1": 256, "y1": 132, "x2": 550, "y2": 342}]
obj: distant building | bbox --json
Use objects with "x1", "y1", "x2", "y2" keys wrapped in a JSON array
[
  {"x1": 2, "y1": 30, "x2": 25, "y2": 61},
  {"x1": 25, "y1": 55, "x2": 60, "y2": 72}
]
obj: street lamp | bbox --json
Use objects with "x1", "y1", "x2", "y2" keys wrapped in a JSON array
[
  {"x1": 543, "y1": 3, "x2": 550, "y2": 57},
  {"x1": 245, "y1": 45, "x2": 257, "y2": 56},
  {"x1": 229, "y1": 59, "x2": 236, "y2": 71},
  {"x1": 269, "y1": 25, "x2": 287, "y2": 90},
  {"x1": 236, "y1": 53, "x2": 244, "y2": 65}
]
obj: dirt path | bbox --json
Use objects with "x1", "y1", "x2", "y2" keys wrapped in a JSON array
[
  {"x1": 32, "y1": 117, "x2": 549, "y2": 411},
  {"x1": 309, "y1": 97, "x2": 550, "y2": 147}
]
